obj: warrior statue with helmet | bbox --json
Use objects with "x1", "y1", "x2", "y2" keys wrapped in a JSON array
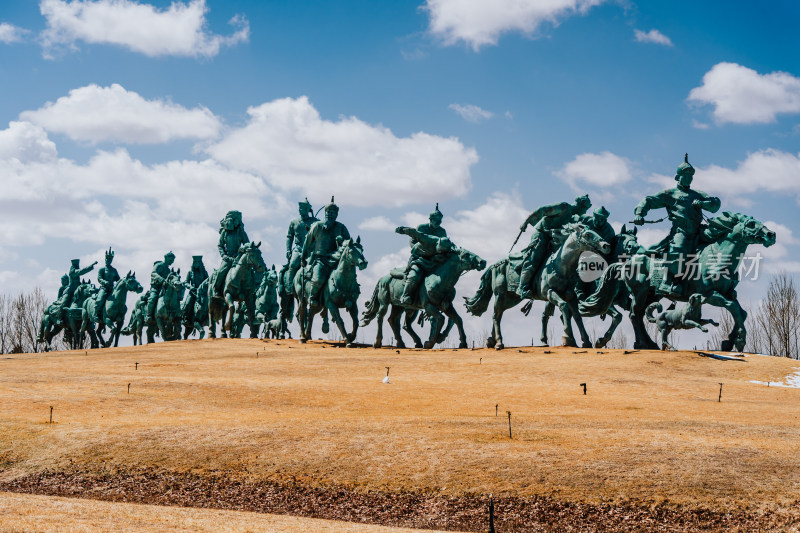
[
  {"x1": 181, "y1": 255, "x2": 208, "y2": 338},
  {"x1": 398, "y1": 203, "x2": 448, "y2": 305},
  {"x1": 301, "y1": 197, "x2": 351, "y2": 309},
  {"x1": 633, "y1": 153, "x2": 721, "y2": 297},
  {"x1": 93, "y1": 247, "x2": 120, "y2": 323},
  {"x1": 576, "y1": 206, "x2": 615, "y2": 253},
  {"x1": 515, "y1": 194, "x2": 592, "y2": 300},
  {"x1": 36, "y1": 273, "x2": 70, "y2": 344},
  {"x1": 54, "y1": 258, "x2": 98, "y2": 316},
  {"x1": 213, "y1": 210, "x2": 250, "y2": 298},
  {"x1": 145, "y1": 251, "x2": 176, "y2": 342},
  {"x1": 286, "y1": 198, "x2": 319, "y2": 288}
]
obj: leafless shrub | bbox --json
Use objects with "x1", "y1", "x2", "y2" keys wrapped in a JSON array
[{"x1": 747, "y1": 273, "x2": 799, "y2": 358}]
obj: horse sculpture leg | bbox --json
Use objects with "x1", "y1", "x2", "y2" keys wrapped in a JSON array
[
  {"x1": 443, "y1": 302, "x2": 468, "y2": 349},
  {"x1": 423, "y1": 303, "x2": 443, "y2": 350},
  {"x1": 629, "y1": 287, "x2": 658, "y2": 350},
  {"x1": 547, "y1": 290, "x2": 577, "y2": 347},
  {"x1": 565, "y1": 297, "x2": 593, "y2": 349},
  {"x1": 541, "y1": 302, "x2": 555, "y2": 345},
  {"x1": 705, "y1": 291, "x2": 746, "y2": 351},
  {"x1": 595, "y1": 306, "x2": 622, "y2": 348},
  {"x1": 387, "y1": 305, "x2": 406, "y2": 348},
  {"x1": 402, "y1": 310, "x2": 423, "y2": 348},
  {"x1": 489, "y1": 294, "x2": 507, "y2": 350},
  {"x1": 345, "y1": 304, "x2": 359, "y2": 345}
]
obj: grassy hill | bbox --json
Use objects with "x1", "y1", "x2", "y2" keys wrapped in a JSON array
[{"x1": 1, "y1": 339, "x2": 799, "y2": 530}]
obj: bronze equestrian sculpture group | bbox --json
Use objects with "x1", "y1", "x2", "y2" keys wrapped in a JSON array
[{"x1": 38, "y1": 154, "x2": 775, "y2": 352}]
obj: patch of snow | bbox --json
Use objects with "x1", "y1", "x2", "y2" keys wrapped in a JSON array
[{"x1": 749, "y1": 367, "x2": 800, "y2": 388}]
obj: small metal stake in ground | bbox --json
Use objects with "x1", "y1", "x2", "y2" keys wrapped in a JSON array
[
  {"x1": 580, "y1": 383, "x2": 587, "y2": 395},
  {"x1": 495, "y1": 404, "x2": 498, "y2": 417},
  {"x1": 718, "y1": 383, "x2": 723, "y2": 402},
  {"x1": 49, "y1": 406, "x2": 53, "y2": 424},
  {"x1": 135, "y1": 362, "x2": 138, "y2": 370},
  {"x1": 127, "y1": 383, "x2": 131, "y2": 394},
  {"x1": 488, "y1": 494, "x2": 495, "y2": 533},
  {"x1": 507, "y1": 411, "x2": 512, "y2": 438}
]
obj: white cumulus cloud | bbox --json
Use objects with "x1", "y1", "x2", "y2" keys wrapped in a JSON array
[
  {"x1": 691, "y1": 149, "x2": 800, "y2": 199},
  {"x1": 558, "y1": 151, "x2": 633, "y2": 189},
  {"x1": 20, "y1": 84, "x2": 222, "y2": 144},
  {"x1": 0, "y1": 22, "x2": 27, "y2": 43},
  {"x1": 424, "y1": 0, "x2": 606, "y2": 50},
  {"x1": 449, "y1": 103, "x2": 493, "y2": 123},
  {"x1": 40, "y1": 0, "x2": 249, "y2": 58},
  {"x1": 687, "y1": 62, "x2": 800, "y2": 125},
  {"x1": 207, "y1": 96, "x2": 478, "y2": 207},
  {"x1": 358, "y1": 216, "x2": 397, "y2": 232},
  {"x1": 633, "y1": 29, "x2": 672, "y2": 47},
  {"x1": 0, "y1": 121, "x2": 58, "y2": 163}
]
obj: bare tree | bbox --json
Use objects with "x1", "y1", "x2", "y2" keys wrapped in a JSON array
[
  {"x1": 0, "y1": 294, "x2": 10, "y2": 354},
  {"x1": 747, "y1": 273, "x2": 800, "y2": 358}
]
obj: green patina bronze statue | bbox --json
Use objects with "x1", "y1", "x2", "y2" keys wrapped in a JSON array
[
  {"x1": 93, "y1": 248, "x2": 121, "y2": 324},
  {"x1": 214, "y1": 210, "x2": 250, "y2": 298},
  {"x1": 301, "y1": 197, "x2": 351, "y2": 309},
  {"x1": 286, "y1": 198, "x2": 319, "y2": 289},
  {"x1": 362, "y1": 227, "x2": 484, "y2": 349},
  {"x1": 633, "y1": 154, "x2": 721, "y2": 297},
  {"x1": 181, "y1": 255, "x2": 209, "y2": 339},
  {"x1": 516, "y1": 194, "x2": 592, "y2": 299},
  {"x1": 582, "y1": 153, "x2": 777, "y2": 351},
  {"x1": 145, "y1": 251, "x2": 177, "y2": 343},
  {"x1": 400, "y1": 203, "x2": 448, "y2": 305},
  {"x1": 575, "y1": 206, "x2": 615, "y2": 250}
]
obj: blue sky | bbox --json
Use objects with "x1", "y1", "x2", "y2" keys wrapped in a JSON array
[{"x1": 1, "y1": 0, "x2": 798, "y2": 346}]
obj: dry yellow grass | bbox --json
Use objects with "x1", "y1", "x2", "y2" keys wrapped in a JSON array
[
  {"x1": 0, "y1": 491, "x2": 448, "y2": 532},
  {"x1": 1, "y1": 339, "x2": 799, "y2": 513}
]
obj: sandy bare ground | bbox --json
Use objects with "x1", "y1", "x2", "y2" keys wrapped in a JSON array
[
  {"x1": 1, "y1": 339, "x2": 799, "y2": 531},
  {"x1": 0, "y1": 491, "x2": 448, "y2": 532}
]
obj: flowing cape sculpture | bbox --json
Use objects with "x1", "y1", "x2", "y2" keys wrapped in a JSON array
[
  {"x1": 464, "y1": 223, "x2": 610, "y2": 349},
  {"x1": 362, "y1": 226, "x2": 485, "y2": 349}
]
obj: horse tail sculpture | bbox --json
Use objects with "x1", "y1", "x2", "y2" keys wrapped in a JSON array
[
  {"x1": 645, "y1": 302, "x2": 663, "y2": 323},
  {"x1": 578, "y1": 262, "x2": 623, "y2": 316},
  {"x1": 360, "y1": 279, "x2": 383, "y2": 326},
  {"x1": 463, "y1": 267, "x2": 493, "y2": 316}
]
